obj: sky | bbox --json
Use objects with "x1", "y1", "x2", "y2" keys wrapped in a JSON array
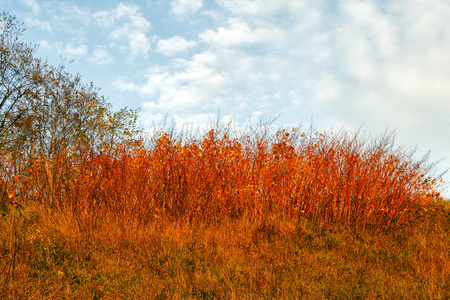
[{"x1": 2, "y1": 0, "x2": 450, "y2": 195}]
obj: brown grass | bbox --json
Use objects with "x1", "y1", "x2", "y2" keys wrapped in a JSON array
[{"x1": 1, "y1": 199, "x2": 450, "y2": 299}]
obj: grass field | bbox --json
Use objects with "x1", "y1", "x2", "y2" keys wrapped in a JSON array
[{"x1": 1, "y1": 124, "x2": 449, "y2": 299}]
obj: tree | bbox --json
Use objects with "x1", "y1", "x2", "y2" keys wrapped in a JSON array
[
  {"x1": 0, "y1": 13, "x2": 40, "y2": 150},
  {"x1": 0, "y1": 12, "x2": 141, "y2": 207},
  {"x1": 1, "y1": 12, "x2": 141, "y2": 153}
]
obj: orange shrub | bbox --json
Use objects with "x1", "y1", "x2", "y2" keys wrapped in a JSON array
[{"x1": 12, "y1": 124, "x2": 444, "y2": 231}]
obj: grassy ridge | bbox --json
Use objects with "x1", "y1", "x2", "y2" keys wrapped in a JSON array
[
  {"x1": 1, "y1": 199, "x2": 450, "y2": 299},
  {"x1": 1, "y1": 124, "x2": 449, "y2": 298}
]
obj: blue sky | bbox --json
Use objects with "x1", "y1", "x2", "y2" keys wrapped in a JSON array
[{"x1": 2, "y1": 0, "x2": 450, "y2": 194}]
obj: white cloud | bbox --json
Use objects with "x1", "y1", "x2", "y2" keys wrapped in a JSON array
[
  {"x1": 59, "y1": 43, "x2": 88, "y2": 59},
  {"x1": 117, "y1": 51, "x2": 235, "y2": 121},
  {"x1": 171, "y1": 0, "x2": 204, "y2": 16},
  {"x1": 24, "y1": 17, "x2": 53, "y2": 33},
  {"x1": 199, "y1": 18, "x2": 287, "y2": 48},
  {"x1": 36, "y1": 39, "x2": 53, "y2": 51},
  {"x1": 117, "y1": 0, "x2": 450, "y2": 191},
  {"x1": 43, "y1": 2, "x2": 92, "y2": 36},
  {"x1": 93, "y1": 3, "x2": 152, "y2": 61},
  {"x1": 93, "y1": 10, "x2": 114, "y2": 28},
  {"x1": 215, "y1": 0, "x2": 283, "y2": 16},
  {"x1": 156, "y1": 36, "x2": 197, "y2": 56},
  {"x1": 21, "y1": 0, "x2": 40, "y2": 14},
  {"x1": 88, "y1": 46, "x2": 113, "y2": 65}
]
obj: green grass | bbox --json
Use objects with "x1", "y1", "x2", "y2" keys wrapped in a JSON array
[{"x1": 1, "y1": 198, "x2": 450, "y2": 299}]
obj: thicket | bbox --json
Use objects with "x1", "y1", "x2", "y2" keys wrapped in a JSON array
[{"x1": 14, "y1": 121, "x2": 444, "y2": 230}]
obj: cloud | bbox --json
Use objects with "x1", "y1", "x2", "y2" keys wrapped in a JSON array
[
  {"x1": 24, "y1": 17, "x2": 53, "y2": 33},
  {"x1": 93, "y1": 3, "x2": 152, "y2": 61},
  {"x1": 16, "y1": 0, "x2": 51, "y2": 33},
  {"x1": 170, "y1": 0, "x2": 204, "y2": 16},
  {"x1": 330, "y1": 1, "x2": 450, "y2": 125},
  {"x1": 156, "y1": 36, "x2": 197, "y2": 56},
  {"x1": 117, "y1": 51, "x2": 235, "y2": 125},
  {"x1": 21, "y1": 0, "x2": 40, "y2": 15},
  {"x1": 58, "y1": 42, "x2": 88, "y2": 59},
  {"x1": 36, "y1": 39, "x2": 53, "y2": 51},
  {"x1": 115, "y1": 0, "x2": 450, "y2": 190},
  {"x1": 199, "y1": 18, "x2": 287, "y2": 48},
  {"x1": 42, "y1": 2, "x2": 92, "y2": 37},
  {"x1": 88, "y1": 46, "x2": 113, "y2": 65}
]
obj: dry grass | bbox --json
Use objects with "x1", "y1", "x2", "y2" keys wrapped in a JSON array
[
  {"x1": 1, "y1": 123, "x2": 449, "y2": 299},
  {"x1": 1, "y1": 199, "x2": 450, "y2": 299}
]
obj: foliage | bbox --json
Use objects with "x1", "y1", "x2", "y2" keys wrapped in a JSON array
[
  {"x1": 9, "y1": 120, "x2": 443, "y2": 232},
  {"x1": 0, "y1": 12, "x2": 141, "y2": 208}
]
